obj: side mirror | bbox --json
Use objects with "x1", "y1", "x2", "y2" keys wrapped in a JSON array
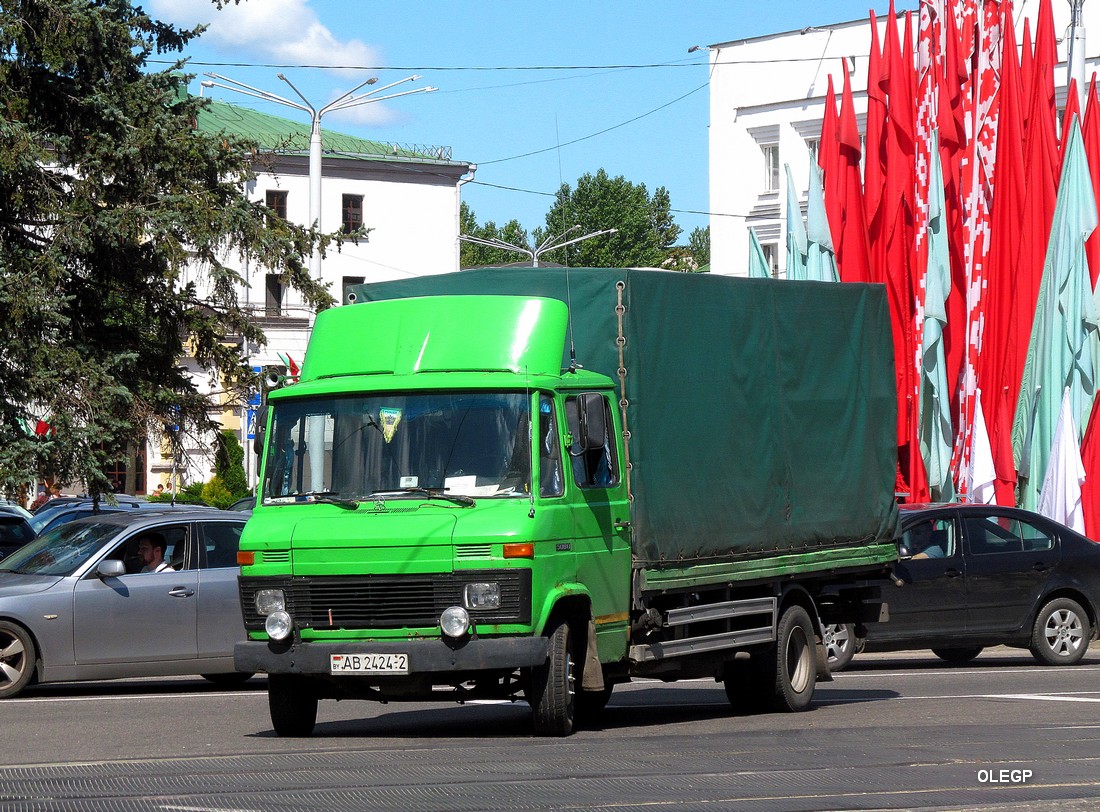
[
  {"x1": 253, "y1": 407, "x2": 268, "y2": 456},
  {"x1": 579, "y1": 393, "x2": 607, "y2": 450},
  {"x1": 897, "y1": 544, "x2": 911, "y2": 559},
  {"x1": 96, "y1": 559, "x2": 126, "y2": 578}
]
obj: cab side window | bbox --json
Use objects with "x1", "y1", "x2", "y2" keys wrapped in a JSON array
[
  {"x1": 538, "y1": 394, "x2": 564, "y2": 497},
  {"x1": 564, "y1": 393, "x2": 619, "y2": 489}
]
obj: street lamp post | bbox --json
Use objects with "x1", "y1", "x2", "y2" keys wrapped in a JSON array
[
  {"x1": 202, "y1": 72, "x2": 437, "y2": 278},
  {"x1": 1068, "y1": 0, "x2": 1087, "y2": 109},
  {"x1": 459, "y1": 226, "x2": 618, "y2": 268}
]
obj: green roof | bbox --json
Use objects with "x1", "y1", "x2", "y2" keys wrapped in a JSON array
[{"x1": 196, "y1": 98, "x2": 459, "y2": 164}]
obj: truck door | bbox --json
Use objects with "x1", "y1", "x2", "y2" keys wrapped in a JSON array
[{"x1": 563, "y1": 392, "x2": 631, "y2": 650}]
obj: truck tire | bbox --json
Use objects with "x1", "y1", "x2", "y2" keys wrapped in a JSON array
[
  {"x1": 268, "y1": 674, "x2": 318, "y2": 737},
  {"x1": 530, "y1": 620, "x2": 575, "y2": 736},
  {"x1": 1030, "y1": 597, "x2": 1091, "y2": 665},
  {"x1": 763, "y1": 605, "x2": 817, "y2": 712}
]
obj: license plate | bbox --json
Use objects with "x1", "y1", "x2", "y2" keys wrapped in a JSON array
[{"x1": 330, "y1": 653, "x2": 409, "y2": 674}]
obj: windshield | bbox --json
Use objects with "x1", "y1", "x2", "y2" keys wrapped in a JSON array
[
  {"x1": 0, "y1": 521, "x2": 123, "y2": 576},
  {"x1": 262, "y1": 391, "x2": 532, "y2": 503}
]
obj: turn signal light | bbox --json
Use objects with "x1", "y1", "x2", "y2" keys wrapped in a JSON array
[
  {"x1": 237, "y1": 550, "x2": 255, "y2": 566},
  {"x1": 503, "y1": 542, "x2": 534, "y2": 559}
]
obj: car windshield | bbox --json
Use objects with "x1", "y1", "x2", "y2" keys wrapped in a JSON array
[
  {"x1": 0, "y1": 521, "x2": 122, "y2": 576},
  {"x1": 262, "y1": 391, "x2": 532, "y2": 503}
]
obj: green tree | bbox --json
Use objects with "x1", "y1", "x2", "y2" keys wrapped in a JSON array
[
  {"x1": 0, "y1": 0, "x2": 335, "y2": 497},
  {"x1": 535, "y1": 169, "x2": 682, "y2": 268},
  {"x1": 215, "y1": 429, "x2": 249, "y2": 499},
  {"x1": 689, "y1": 226, "x2": 711, "y2": 268},
  {"x1": 459, "y1": 202, "x2": 531, "y2": 268}
]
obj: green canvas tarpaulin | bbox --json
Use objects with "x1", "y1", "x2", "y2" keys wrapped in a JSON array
[{"x1": 350, "y1": 268, "x2": 900, "y2": 571}]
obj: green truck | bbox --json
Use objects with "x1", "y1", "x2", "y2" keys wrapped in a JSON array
[{"x1": 235, "y1": 267, "x2": 900, "y2": 736}]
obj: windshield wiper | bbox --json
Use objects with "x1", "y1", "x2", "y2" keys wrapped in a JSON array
[
  {"x1": 370, "y1": 487, "x2": 475, "y2": 507},
  {"x1": 300, "y1": 491, "x2": 360, "y2": 509}
]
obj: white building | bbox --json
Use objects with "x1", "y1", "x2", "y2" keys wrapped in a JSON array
[
  {"x1": 140, "y1": 99, "x2": 474, "y2": 495},
  {"x1": 707, "y1": 2, "x2": 1100, "y2": 276}
]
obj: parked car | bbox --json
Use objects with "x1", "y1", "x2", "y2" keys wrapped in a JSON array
[
  {"x1": 227, "y1": 496, "x2": 255, "y2": 511},
  {"x1": 826, "y1": 504, "x2": 1100, "y2": 670},
  {"x1": 0, "y1": 514, "x2": 36, "y2": 561},
  {"x1": 0, "y1": 508, "x2": 252, "y2": 698},
  {"x1": 0, "y1": 501, "x2": 32, "y2": 520},
  {"x1": 28, "y1": 497, "x2": 183, "y2": 536}
]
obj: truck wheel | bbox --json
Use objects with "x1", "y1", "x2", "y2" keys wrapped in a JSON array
[
  {"x1": 1030, "y1": 597, "x2": 1091, "y2": 665},
  {"x1": 763, "y1": 605, "x2": 816, "y2": 712},
  {"x1": 0, "y1": 620, "x2": 35, "y2": 699},
  {"x1": 531, "y1": 620, "x2": 575, "y2": 736},
  {"x1": 268, "y1": 674, "x2": 318, "y2": 737}
]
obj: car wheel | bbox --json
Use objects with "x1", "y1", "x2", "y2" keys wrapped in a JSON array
[
  {"x1": 762, "y1": 605, "x2": 817, "y2": 712},
  {"x1": 1030, "y1": 597, "x2": 1091, "y2": 666},
  {"x1": 0, "y1": 620, "x2": 36, "y2": 699},
  {"x1": 268, "y1": 674, "x2": 318, "y2": 736},
  {"x1": 931, "y1": 646, "x2": 984, "y2": 664},
  {"x1": 530, "y1": 619, "x2": 576, "y2": 736},
  {"x1": 201, "y1": 672, "x2": 256, "y2": 686},
  {"x1": 823, "y1": 623, "x2": 859, "y2": 672}
]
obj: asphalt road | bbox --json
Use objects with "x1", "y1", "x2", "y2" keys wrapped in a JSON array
[{"x1": 2, "y1": 647, "x2": 1099, "y2": 810}]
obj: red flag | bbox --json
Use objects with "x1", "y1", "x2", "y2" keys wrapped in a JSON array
[
  {"x1": 1032, "y1": 0, "x2": 1058, "y2": 156},
  {"x1": 1083, "y1": 74, "x2": 1100, "y2": 288},
  {"x1": 865, "y1": 10, "x2": 888, "y2": 284},
  {"x1": 1081, "y1": 396, "x2": 1100, "y2": 539},
  {"x1": 977, "y1": 13, "x2": 1026, "y2": 506},
  {"x1": 835, "y1": 61, "x2": 872, "y2": 283},
  {"x1": 34, "y1": 420, "x2": 53, "y2": 437},
  {"x1": 1020, "y1": 18, "x2": 1034, "y2": 124},
  {"x1": 818, "y1": 73, "x2": 841, "y2": 255},
  {"x1": 1059, "y1": 78, "x2": 1082, "y2": 174}
]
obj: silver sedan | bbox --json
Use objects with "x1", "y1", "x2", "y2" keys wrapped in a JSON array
[{"x1": 0, "y1": 508, "x2": 251, "y2": 698}]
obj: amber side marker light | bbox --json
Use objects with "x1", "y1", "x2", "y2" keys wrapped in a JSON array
[
  {"x1": 238, "y1": 550, "x2": 255, "y2": 566},
  {"x1": 503, "y1": 542, "x2": 534, "y2": 559}
]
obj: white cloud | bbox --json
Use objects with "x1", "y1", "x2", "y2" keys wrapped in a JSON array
[{"x1": 148, "y1": 0, "x2": 394, "y2": 124}]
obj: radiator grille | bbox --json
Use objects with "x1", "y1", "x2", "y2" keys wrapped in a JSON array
[{"x1": 239, "y1": 569, "x2": 531, "y2": 631}]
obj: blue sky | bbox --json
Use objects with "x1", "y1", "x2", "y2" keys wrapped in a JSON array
[{"x1": 149, "y1": 1, "x2": 917, "y2": 243}]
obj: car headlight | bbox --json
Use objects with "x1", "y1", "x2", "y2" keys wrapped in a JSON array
[
  {"x1": 440, "y1": 605, "x2": 470, "y2": 638},
  {"x1": 464, "y1": 582, "x2": 501, "y2": 610},
  {"x1": 265, "y1": 610, "x2": 293, "y2": 641},
  {"x1": 255, "y1": 588, "x2": 285, "y2": 615}
]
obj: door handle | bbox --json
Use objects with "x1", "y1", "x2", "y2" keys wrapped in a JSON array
[
  {"x1": 614, "y1": 520, "x2": 631, "y2": 530},
  {"x1": 1032, "y1": 562, "x2": 1049, "y2": 572},
  {"x1": 944, "y1": 568, "x2": 962, "y2": 578},
  {"x1": 168, "y1": 587, "x2": 195, "y2": 598}
]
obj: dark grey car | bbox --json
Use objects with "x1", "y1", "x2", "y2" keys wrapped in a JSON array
[{"x1": 0, "y1": 508, "x2": 250, "y2": 698}]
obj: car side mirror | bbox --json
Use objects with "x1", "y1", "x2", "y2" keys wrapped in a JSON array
[
  {"x1": 96, "y1": 559, "x2": 126, "y2": 578},
  {"x1": 897, "y1": 544, "x2": 911, "y2": 559},
  {"x1": 253, "y1": 407, "x2": 268, "y2": 456},
  {"x1": 579, "y1": 393, "x2": 607, "y2": 450}
]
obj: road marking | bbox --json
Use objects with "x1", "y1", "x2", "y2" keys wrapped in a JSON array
[{"x1": 980, "y1": 693, "x2": 1100, "y2": 703}]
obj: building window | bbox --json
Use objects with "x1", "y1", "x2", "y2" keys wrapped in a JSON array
[
  {"x1": 342, "y1": 194, "x2": 364, "y2": 234},
  {"x1": 342, "y1": 276, "x2": 365, "y2": 305},
  {"x1": 265, "y1": 273, "x2": 284, "y2": 317},
  {"x1": 762, "y1": 144, "x2": 780, "y2": 193},
  {"x1": 265, "y1": 190, "x2": 287, "y2": 220},
  {"x1": 761, "y1": 243, "x2": 780, "y2": 279}
]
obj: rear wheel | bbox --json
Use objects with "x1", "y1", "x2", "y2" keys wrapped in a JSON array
[
  {"x1": 1030, "y1": 597, "x2": 1091, "y2": 665},
  {"x1": 530, "y1": 620, "x2": 575, "y2": 736},
  {"x1": 762, "y1": 605, "x2": 817, "y2": 712},
  {"x1": 268, "y1": 674, "x2": 318, "y2": 737},
  {"x1": 0, "y1": 621, "x2": 35, "y2": 699},
  {"x1": 932, "y1": 646, "x2": 984, "y2": 664}
]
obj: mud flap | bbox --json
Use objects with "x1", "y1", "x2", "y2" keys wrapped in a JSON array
[
  {"x1": 581, "y1": 617, "x2": 605, "y2": 691},
  {"x1": 814, "y1": 639, "x2": 834, "y2": 682}
]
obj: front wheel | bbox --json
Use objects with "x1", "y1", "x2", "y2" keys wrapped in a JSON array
[
  {"x1": 0, "y1": 621, "x2": 35, "y2": 699},
  {"x1": 823, "y1": 623, "x2": 859, "y2": 672},
  {"x1": 530, "y1": 620, "x2": 575, "y2": 736},
  {"x1": 268, "y1": 674, "x2": 318, "y2": 737},
  {"x1": 762, "y1": 605, "x2": 817, "y2": 712},
  {"x1": 1030, "y1": 597, "x2": 1091, "y2": 665},
  {"x1": 932, "y1": 646, "x2": 983, "y2": 664}
]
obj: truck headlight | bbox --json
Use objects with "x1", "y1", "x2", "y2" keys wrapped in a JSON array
[
  {"x1": 464, "y1": 582, "x2": 501, "y2": 610},
  {"x1": 440, "y1": 606, "x2": 470, "y2": 638},
  {"x1": 255, "y1": 588, "x2": 285, "y2": 615},
  {"x1": 265, "y1": 610, "x2": 293, "y2": 640}
]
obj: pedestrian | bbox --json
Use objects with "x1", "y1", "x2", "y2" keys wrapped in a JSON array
[
  {"x1": 29, "y1": 484, "x2": 49, "y2": 512},
  {"x1": 152, "y1": 483, "x2": 165, "y2": 498}
]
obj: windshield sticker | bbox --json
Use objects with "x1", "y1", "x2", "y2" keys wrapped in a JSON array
[{"x1": 378, "y1": 408, "x2": 402, "y2": 443}]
